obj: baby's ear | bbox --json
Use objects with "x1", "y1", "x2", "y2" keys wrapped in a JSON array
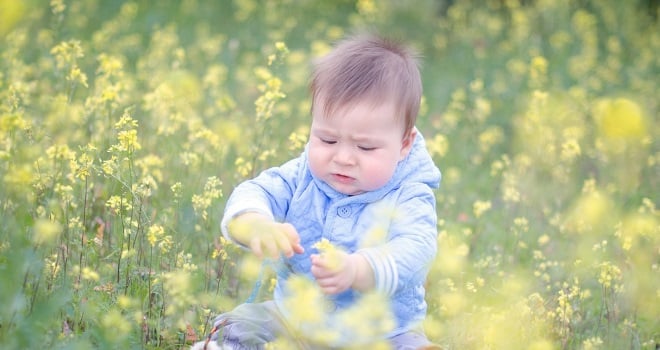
[{"x1": 399, "y1": 128, "x2": 417, "y2": 160}]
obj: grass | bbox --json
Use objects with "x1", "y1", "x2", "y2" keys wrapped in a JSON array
[{"x1": 0, "y1": 0, "x2": 658, "y2": 349}]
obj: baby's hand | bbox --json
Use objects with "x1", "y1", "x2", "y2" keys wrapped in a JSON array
[
  {"x1": 310, "y1": 249, "x2": 357, "y2": 295},
  {"x1": 228, "y1": 213, "x2": 304, "y2": 259},
  {"x1": 311, "y1": 238, "x2": 374, "y2": 293},
  {"x1": 311, "y1": 239, "x2": 354, "y2": 294}
]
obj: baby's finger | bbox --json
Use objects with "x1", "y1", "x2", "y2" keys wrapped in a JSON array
[
  {"x1": 274, "y1": 230, "x2": 295, "y2": 258},
  {"x1": 260, "y1": 236, "x2": 279, "y2": 259},
  {"x1": 310, "y1": 261, "x2": 332, "y2": 279},
  {"x1": 249, "y1": 238, "x2": 264, "y2": 259},
  {"x1": 315, "y1": 278, "x2": 340, "y2": 295},
  {"x1": 282, "y1": 223, "x2": 305, "y2": 254},
  {"x1": 292, "y1": 242, "x2": 305, "y2": 254},
  {"x1": 310, "y1": 254, "x2": 331, "y2": 269}
]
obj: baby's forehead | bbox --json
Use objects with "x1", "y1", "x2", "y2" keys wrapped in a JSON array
[
  {"x1": 313, "y1": 92, "x2": 401, "y2": 116},
  {"x1": 312, "y1": 98, "x2": 408, "y2": 133}
]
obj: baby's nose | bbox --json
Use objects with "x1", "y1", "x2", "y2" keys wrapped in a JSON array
[{"x1": 333, "y1": 146, "x2": 355, "y2": 165}]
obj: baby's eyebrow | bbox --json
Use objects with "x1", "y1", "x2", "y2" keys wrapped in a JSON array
[
  {"x1": 311, "y1": 127, "x2": 336, "y2": 136},
  {"x1": 351, "y1": 134, "x2": 382, "y2": 142}
]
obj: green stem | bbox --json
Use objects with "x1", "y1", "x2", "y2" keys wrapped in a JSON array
[{"x1": 78, "y1": 177, "x2": 88, "y2": 286}]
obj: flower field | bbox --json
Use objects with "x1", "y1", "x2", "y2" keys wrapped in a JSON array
[{"x1": 0, "y1": 0, "x2": 657, "y2": 349}]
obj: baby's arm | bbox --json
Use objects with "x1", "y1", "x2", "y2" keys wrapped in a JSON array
[
  {"x1": 221, "y1": 156, "x2": 304, "y2": 259},
  {"x1": 358, "y1": 186, "x2": 438, "y2": 296}
]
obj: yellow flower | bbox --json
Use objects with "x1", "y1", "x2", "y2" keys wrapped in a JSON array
[
  {"x1": 427, "y1": 134, "x2": 449, "y2": 158},
  {"x1": 287, "y1": 125, "x2": 309, "y2": 152},
  {"x1": 563, "y1": 185, "x2": 615, "y2": 234},
  {"x1": 235, "y1": 157, "x2": 252, "y2": 178},
  {"x1": 313, "y1": 238, "x2": 343, "y2": 272},
  {"x1": 435, "y1": 236, "x2": 467, "y2": 275},
  {"x1": 215, "y1": 119, "x2": 241, "y2": 145},
  {"x1": 529, "y1": 55, "x2": 548, "y2": 88},
  {"x1": 50, "y1": 40, "x2": 84, "y2": 70},
  {"x1": 33, "y1": 219, "x2": 62, "y2": 245},
  {"x1": 116, "y1": 129, "x2": 141, "y2": 152},
  {"x1": 513, "y1": 217, "x2": 529, "y2": 232},
  {"x1": 593, "y1": 98, "x2": 647, "y2": 140},
  {"x1": 473, "y1": 200, "x2": 492, "y2": 218},
  {"x1": 582, "y1": 337, "x2": 604, "y2": 350},
  {"x1": 67, "y1": 66, "x2": 88, "y2": 87},
  {"x1": 73, "y1": 150, "x2": 94, "y2": 180},
  {"x1": 438, "y1": 291, "x2": 467, "y2": 316},
  {"x1": 50, "y1": 0, "x2": 65, "y2": 14},
  {"x1": 356, "y1": 0, "x2": 377, "y2": 18},
  {"x1": 502, "y1": 177, "x2": 521, "y2": 203},
  {"x1": 528, "y1": 339, "x2": 555, "y2": 350},
  {"x1": 4, "y1": 164, "x2": 35, "y2": 190},
  {"x1": 159, "y1": 235, "x2": 173, "y2": 254},
  {"x1": 97, "y1": 53, "x2": 124, "y2": 77},
  {"x1": 478, "y1": 126, "x2": 503, "y2": 153},
  {"x1": 161, "y1": 270, "x2": 195, "y2": 317},
  {"x1": 283, "y1": 275, "x2": 326, "y2": 324},
  {"x1": 101, "y1": 309, "x2": 131, "y2": 337},
  {"x1": 176, "y1": 251, "x2": 198, "y2": 271},
  {"x1": 238, "y1": 255, "x2": 262, "y2": 282},
  {"x1": 46, "y1": 144, "x2": 75, "y2": 161},
  {"x1": 81, "y1": 267, "x2": 100, "y2": 281},
  {"x1": 114, "y1": 109, "x2": 139, "y2": 129},
  {"x1": 164, "y1": 70, "x2": 201, "y2": 106},
  {"x1": 170, "y1": 182, "x2": 182, "y2": 199},
  {"x1": 0, "y1": 0, "x2": 26, "y2": 36},
  {"x1": 106, "y1": 195, "x2": 131, "y2": 214},
  {"x1": 312, "y1": 237, "x2": 335, "y2": 253},
  {"x1": 597, "y1": 262, "x2": 622, "y2": 289},
  {"x1": 617, "y1": 212, "x2": 657, "y2": 251},
  {"x1": 311, "y1": 40, "x2": 332, "y2": 58},
  {"x1": 336, "y1": 291, "x2": 395, "y2": 342},
  {"x1": 192, "y1": 176, "x2": 223, "y2": 221},
  {"x1": 147, "y1": 224, "x2": 164, "y2": 247},
  {"x1": 271, "y1": 42, "x2": 289, "y2": 65}
]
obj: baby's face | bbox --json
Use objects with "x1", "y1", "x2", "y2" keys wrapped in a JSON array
[{"x1": 308, "y1": 100, "x2": 415, "y2": 195}]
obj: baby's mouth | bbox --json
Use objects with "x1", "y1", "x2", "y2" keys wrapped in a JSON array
[{"x1": 332, "y1": 173, "x2": 354, "y2": 183}]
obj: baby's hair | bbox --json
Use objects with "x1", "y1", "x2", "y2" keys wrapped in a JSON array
[{"x1": 310, "y1": 33, "x2": 422, "y2": 135}]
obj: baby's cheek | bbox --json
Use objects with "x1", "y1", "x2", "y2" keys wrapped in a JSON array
[
  {"x1": 363, "y1": 162, "x2": 395, "y2": 190},
  {"x1": 307, "y1": 146, "x2": 322, "y2": 173}
]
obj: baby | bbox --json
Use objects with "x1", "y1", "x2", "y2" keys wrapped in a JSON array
[{"x1": 195, "y1": 33, "x2": 441, "y2": 349}]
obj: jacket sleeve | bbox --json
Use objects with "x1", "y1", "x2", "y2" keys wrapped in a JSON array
[
  {"x1": 220, "y1": 156, "x2": 302, "y2": 242},
  {"x1": 358, "y1": 184, "x2": 438, "y2": 296}
]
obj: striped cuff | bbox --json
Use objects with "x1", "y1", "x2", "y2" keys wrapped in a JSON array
[{"x1": 357, "y1": 248, "x2": 399, "y2": 296}]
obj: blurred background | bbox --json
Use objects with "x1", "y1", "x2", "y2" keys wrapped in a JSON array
[{"x1": 0, "y1": 0, "x2": 658, "y2": 349}]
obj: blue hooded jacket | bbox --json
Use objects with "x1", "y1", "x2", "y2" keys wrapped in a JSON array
[{"x1": 221, "y1": 130, "x2": 441, "y2": 340}]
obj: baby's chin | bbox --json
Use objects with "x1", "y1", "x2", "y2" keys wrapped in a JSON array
[{"x1": 333, "y1": 186, "x2": 365, "y2": 196}]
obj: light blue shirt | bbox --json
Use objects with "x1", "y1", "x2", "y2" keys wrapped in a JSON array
[{"x1": 221, "y1": 130, "x2": 441, "y2": 340}]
